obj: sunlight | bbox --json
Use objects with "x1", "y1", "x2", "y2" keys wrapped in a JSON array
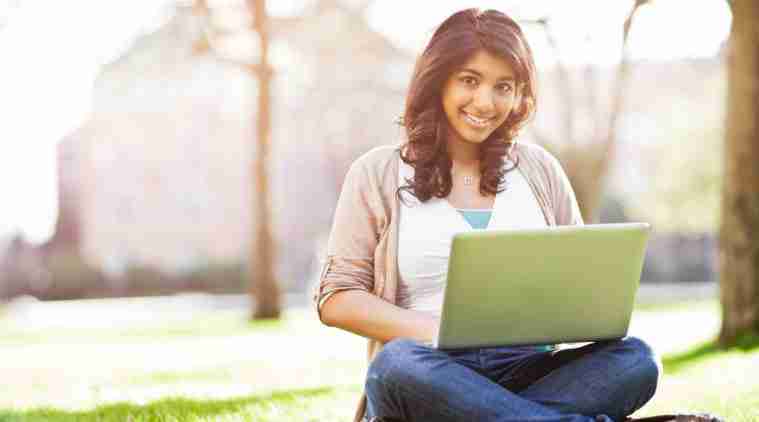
[{"x1": 0, "y1": 0, "x2": 733, "y2": 242}]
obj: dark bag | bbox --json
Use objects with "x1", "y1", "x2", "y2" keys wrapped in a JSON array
[
  {"x1": 626, "y1": 414, "x2": 724, "y2": 422},
  {"x1": 369, "y1": 414, "x2": 724, "y2": 421}
]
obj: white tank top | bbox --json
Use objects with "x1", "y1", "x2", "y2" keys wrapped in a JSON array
[{"x1": 397, "y1": 159, "x2": 547, "y2": 316}]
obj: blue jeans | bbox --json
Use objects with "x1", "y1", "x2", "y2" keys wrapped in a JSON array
[{"x1": 365, "y1": 336, "x2": 660, "y2": 422}]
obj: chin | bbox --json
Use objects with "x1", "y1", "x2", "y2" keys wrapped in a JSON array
[{"x1": 461, "y1": 130, "x2": 494, "y2": 145}]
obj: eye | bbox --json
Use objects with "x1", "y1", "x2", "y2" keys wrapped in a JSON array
[
  {"x1": 460, "y1": 76, "x2": 478, "y2": 87},
  {"x1": 496, "y1": 83, "x2": 513, "y2": 95}
]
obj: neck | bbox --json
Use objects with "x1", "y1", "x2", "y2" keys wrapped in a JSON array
[{"x1": 446, "y1": 130, "x2": 480, "y2": 170}]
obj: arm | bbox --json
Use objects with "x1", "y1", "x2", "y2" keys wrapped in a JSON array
[
  {"x1": 321, "y1": 289, "x2": 439, "y2": 345},
  {"x1": 314, "y1": 153, "x2": 436, "y2": 344}
]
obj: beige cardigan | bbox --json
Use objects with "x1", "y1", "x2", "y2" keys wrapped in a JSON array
[{"x1": 313, "y1": 141, "x2": 584, "y2": 422}]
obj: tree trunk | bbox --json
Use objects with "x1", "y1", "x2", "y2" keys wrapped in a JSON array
[
  {"x1": 249, "y1": 0, "x2": 281, "y2": 319},
  {"x1": 719, "y1": 0, "x2": 759, "y2": 346}
]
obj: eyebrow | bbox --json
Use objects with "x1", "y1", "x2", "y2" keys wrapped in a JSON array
[{"x1": 459, "y1": 68, "x2": 515, "y2": 82}]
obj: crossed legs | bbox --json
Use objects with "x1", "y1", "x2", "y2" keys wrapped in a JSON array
[{"x1": 365, "y1": 337, "x2": 660, "y2": 422}]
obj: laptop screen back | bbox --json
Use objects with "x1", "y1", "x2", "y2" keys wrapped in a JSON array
[{"x1": 436, "y1": 223, "x2": 650, "y2": 349}]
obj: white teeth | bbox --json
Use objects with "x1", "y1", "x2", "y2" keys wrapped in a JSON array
[{"x1": 463, "y1": 112, "x2": 492, "y2": 128}]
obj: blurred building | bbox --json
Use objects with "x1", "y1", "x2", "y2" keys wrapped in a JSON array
[
  {"x1": 268, "y1": 0, "x2": 411, "y2": 289},
  {"x1": 67, "y1": 5, "x2": 256, "y2": 275},
  {"x1": 37, "y1": 2, "x2": 722, "y2": 296},
  {"x1": 57, "y1": 1, "x2": 410, "y2": 291}
]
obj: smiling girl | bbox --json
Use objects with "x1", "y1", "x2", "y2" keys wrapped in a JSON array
[{"x1": 315, "y1": 8, "x2": 667, "y2": 422}]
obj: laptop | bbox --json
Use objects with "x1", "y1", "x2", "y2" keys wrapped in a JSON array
[{"x1": 434, "y1": 223, "x2": 650, "y2": 349}]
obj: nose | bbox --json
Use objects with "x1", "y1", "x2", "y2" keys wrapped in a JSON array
[{"x1": 471, "y1": 86, "x2": 495, "y2": 115}]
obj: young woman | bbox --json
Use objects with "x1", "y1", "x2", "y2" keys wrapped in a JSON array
[{"x1": 314, "y1": 8, "x2": 678, "y2": 422}]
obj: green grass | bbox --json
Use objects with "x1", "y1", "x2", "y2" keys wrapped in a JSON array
[
  {"x1": 0, "y1": 300, "x2": 757, "y2": 421},
  {"x1": 640, "y1": 333, "x2": 759, "y2": 422},
  {"x1": 663, "y1": 333, "x2": 759, "y2": 373},
  {"x1": 0, "y1": 388, "x2": 361, "y2": 422}
]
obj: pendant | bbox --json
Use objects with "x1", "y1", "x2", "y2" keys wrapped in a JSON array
[{"x1": 463, "y1": 175, "x2": 474, "y2": 186}]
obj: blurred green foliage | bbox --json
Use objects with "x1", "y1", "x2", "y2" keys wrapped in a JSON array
[{"x1": 631, "y1": 71, "x2": 725, "y2": 233}]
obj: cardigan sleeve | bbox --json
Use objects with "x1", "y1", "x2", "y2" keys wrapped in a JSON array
[
  {"x1": 545, "y1": 152, "x2": 584, "y2": 226},
  {"x1": 313, "y1": 157, "x2": 383, "y2": 323}
]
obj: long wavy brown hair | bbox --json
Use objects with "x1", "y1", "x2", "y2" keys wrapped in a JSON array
[{"x1": 398, "y1": 8, "x2": 537, "y2": 202}]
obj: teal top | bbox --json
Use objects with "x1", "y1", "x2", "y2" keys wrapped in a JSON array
[{"x1": 457, "y1": 209, "x2": 493, "y2": 230}]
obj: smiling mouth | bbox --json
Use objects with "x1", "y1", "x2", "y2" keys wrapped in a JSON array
[{"x1": 461, "y1": 112, "x2": 495, "y2": 128}]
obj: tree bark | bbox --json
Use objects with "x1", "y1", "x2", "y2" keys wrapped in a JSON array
[
  {"x1": 249, "y1": 0, "x2": 281, "y2": 319},
  {"x1": 719, "y1": 0, "x2": 759, "y2": 346}
]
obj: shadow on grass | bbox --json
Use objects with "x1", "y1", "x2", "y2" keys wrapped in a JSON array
[
  {"x1": 663, "y1": 333, "x2": 759, "y2": 373},
  {"x1": 0, "y1": 386, "x2": 337, "y2": 422}
]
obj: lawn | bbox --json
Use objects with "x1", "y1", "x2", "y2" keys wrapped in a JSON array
[{"x1": 0, "y1": 298, "x2": 757, "y2": 421}]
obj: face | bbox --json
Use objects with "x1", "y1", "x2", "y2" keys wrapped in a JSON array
[{"x1": 441, "y1": 49, "x2": 520, "y2": 145}]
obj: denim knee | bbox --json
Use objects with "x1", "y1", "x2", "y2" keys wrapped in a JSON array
[
  {"x1": 621, "y1": 336, "x2": 661, "y2": 400},
  {"x1": 623, "y1": 337, "x2": 661, "y2": 374},
  {"x1": 366, "y1": 338, "x2": 424, "y2": 392}
]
